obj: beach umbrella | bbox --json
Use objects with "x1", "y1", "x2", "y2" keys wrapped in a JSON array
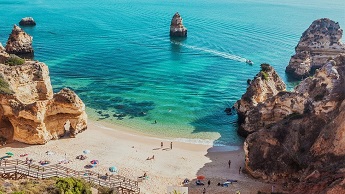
[
  {"x1": 83, "y1": 150, "x2": 90, "y2": 154},
  {"x1": 6, "y1": 152, "x2": 14, "y2": 156},
  {"x1": 197, "y1": 175, "x2": 205, "y2": 180},
  {"x1": 90, "y1": 160, "x2": 99, "y2": 165},
  {"x1": 109, "y1": 166, "x2": 117, "y2": 173}
]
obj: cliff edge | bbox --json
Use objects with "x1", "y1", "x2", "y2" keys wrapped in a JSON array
[
  {"x1": 237, "y1": 55, "x2": 345, "y2": 193},
  {"x1": 0, "y1": 44, "x2": 87, "y2": 145}
]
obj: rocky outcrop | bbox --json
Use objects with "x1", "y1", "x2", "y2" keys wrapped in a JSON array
[
  {"x1": 5, "y1": 25, "x2": 34, "y2": 58},
  {"x1": 19, "y1": 17, "x2": 36, "y2": 26},
  {"x1": 241, "y1": 55, "x2": 345, "y2": 193},
  {"x1": 0, "y1": 43, "x2": 10, "y2": 64},
  {"x1": 0, "y1": 56, "x2": 87, "y2": 144},
  {"x1": 234, "y1": 64, "x2": 286, "y2": 136},
  {"x1": 170, "y1": 12, "x2": 187, "y2": 37},
  {"x1": 286, "y1": 18, "x2": 345, "y2": 79}
]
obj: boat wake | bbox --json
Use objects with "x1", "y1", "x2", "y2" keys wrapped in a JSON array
[{"x1": 171, "y1": 41, "x2": 248, "y2": 63}]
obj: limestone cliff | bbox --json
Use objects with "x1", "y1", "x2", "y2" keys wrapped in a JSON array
[
  {"x1": 286, "y1": 18, "x2": 345, "y2": 79},
  {"x1": 170, "y1": 12, "x2": 187, "y2": 37},
  {"x1": 0, "y1": 57, "x2": 87, "y2": 145},
  {"x1": 5, "y1": 25, "x2": 34, "y2": 58},
  {"x1": 241, "y1": 55, "x2": 345, "y2": 193},
  {"x1": 234, "y1": 64, "x2": 286, "y2": 136},
  {"x1": 0, "y1": 43, "x2": 10, "y2": 64}
]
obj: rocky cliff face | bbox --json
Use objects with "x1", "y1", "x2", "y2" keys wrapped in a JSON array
[
  {"x1": 5, "y1": 25, "x2": 34, "y2": 58},
  {"x1": 170, "y1": 12, "x2": 187, "y2": 37},
  {"x1": 0, "y1": 57, "x2": 87, "y2": 145},
  {"x1": 240, "y1": 55, "x2": 345, "y2": 193},
  {"x1": 0, "y1": 43, "x2": 10, "y2": 64},
  {"x1": 286, "y1": 18, "x2": 345, "y2": 79},
  {"x1": 234, "y1": 64, "x2": 286, "y2": 136}
]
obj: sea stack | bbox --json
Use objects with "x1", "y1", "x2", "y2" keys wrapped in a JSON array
[
  {"x1": 170, "y1": 12, "x2": 187, "y2": 37},
  {"x1": 5, "y1": 25, "x2": 34, "y2": 58},
  {"x1": 19, "y1": 17, "x2": 36, "y2": 26},
  {"x1": 286, "y1": 18, "x2": 345, "y2": 79}
]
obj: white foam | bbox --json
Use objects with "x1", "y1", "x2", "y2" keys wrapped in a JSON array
[
  {"x1": 93, "y1": 122, "x2": 237, "y2": 148},
  {"x1": 171, "y1": 41, "x2": 247, "y2": 62}
]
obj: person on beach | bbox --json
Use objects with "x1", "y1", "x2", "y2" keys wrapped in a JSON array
[
  {"x1": 228, "y1": 159, "x2": 231, "y2": 168},
  {"x1": 239, "y1": 166, "x2": 242, "y2": 174},
  {"x1": 170, "y1": 142, "x2": 173, "y2": 150},
  {"x1": 161, "y1": 142, "x2": 163, "y2": 148},
  {"x1": 203, "y1": 187, "x2": 206, "y2": 194},
  {"x1": 154, "y1": 120, "x2": 157, "y2": 124},
  {"x1": 207, "y1": 180, "x2": 210, "y2": 186}
]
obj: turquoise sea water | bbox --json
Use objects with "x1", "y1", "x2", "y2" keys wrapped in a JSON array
[{"x1": 1, "y1": 0, "x2": 344, "y2": 146}]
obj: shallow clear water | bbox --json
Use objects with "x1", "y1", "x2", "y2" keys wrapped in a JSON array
[{"x1": 1, "y1": 0, "x2": 344, "y2": 146}]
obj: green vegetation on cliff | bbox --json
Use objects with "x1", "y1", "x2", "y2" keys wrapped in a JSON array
[
  {"x1": 5, "y1": 54, "x2": 25, "y2": 66},
  {"x1": 0, "y1": 178, "x2": 118, "y2": 194}
]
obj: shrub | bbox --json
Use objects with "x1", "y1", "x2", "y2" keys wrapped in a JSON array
[
  {"x1": 55, "y1": 177, "x2": 91, "y2": 194},
  {"x1": 5, "y1": 54, "x2": 25, "y2": 66},
  {"x1": 261, "y1": 71, "x2": 269, "y2": 80}
]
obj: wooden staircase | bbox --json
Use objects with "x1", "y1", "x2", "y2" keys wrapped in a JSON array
[{"x1": 0, "y1": 159, "x2": 140, "y2": 194}]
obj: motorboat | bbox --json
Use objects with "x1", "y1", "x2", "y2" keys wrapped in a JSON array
[{"x1": 246, "y1": 60, "x2": 254, "y2": 65}]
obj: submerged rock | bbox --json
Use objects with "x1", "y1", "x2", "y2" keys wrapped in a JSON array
[
  {"x1": 286, "y1": 18, "x2": 345, "y2": 79},
  {"x1": 170, "y1": 12, "x2": 187, "y2": 37},
  {"x1": 19, "y1": 17, "x2": 36, "y2": 26},
  {"x1": 5, "y1": 25, "x2": 34, "y2": 58}
]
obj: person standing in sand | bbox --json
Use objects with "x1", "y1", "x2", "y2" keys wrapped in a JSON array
[
  {"x1": 239, "y1": 166, "x2": 242, "y2": 174},
  {"x1": 161, "y1": 142, "x2": 163, "y2": 148},
  {"x1": 228, "y1": 159, "x2": 231, "y2": 168},
  {"x1": 170, "y1": 142, "x2": 173, "y2": 150},
  {"x1": 203, "y1": 187, "x2": 206, "y2": 194}
]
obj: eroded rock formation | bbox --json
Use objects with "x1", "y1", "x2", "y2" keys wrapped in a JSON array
[
  {"x1": 234, "y1": 64, "x2": 286, "y2": 136},
  {"x1": 239, "y1": 55, "x2": 345, "y2": 193},
  {"x1": 286, "y1": 18, "x2": 345, "y2": 79},
  {"x1": 170, "y1": 12, "x2": 187, "y2": 37},
  {"x1": 0, "y1": 54, "x2": 87, "y2": 145},
  {"x1": 5, "y1": 25, "x2": 34, "y2": 58},
  {"x1": 0, "y1": 43, "x2": 10, "y2": 64},
  {"x1": 19, "y1": 17, "x2": 36, "y2": 26}
]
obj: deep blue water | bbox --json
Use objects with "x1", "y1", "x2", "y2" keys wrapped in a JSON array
[{"x1": 1, "y1": 0, "x2": 344, "y2": 146}]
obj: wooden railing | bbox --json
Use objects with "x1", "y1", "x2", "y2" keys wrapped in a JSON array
[{"x1": 0, "y1": 159, "x2": 140, "y2": 193}]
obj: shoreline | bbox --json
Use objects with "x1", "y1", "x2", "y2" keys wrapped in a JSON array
[{"x1": 0, "y1": 120, "x2": 276, "y2": 193}]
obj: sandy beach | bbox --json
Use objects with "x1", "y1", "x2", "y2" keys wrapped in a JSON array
[{"x1": 0, "y1": 121, "x2": 276, "y2": 194}]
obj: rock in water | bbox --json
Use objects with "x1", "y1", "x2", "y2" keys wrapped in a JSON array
[
  {"x1": 19, "y1": 17, "x2": 36, "y2": 26},
  {"x1": 286, "y1": 18, "x2": 345, "y2": 79},
  {"x1": 170, "y1": 12, "x2": 187, "y2": 37},
  {"x1": 5, "y1": 25, "x2": 34, "y2": 58}
]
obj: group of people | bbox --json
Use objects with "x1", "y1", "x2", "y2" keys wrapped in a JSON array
[
  {"x1": 76, "y1": 155, "x2": 87, "y2": 160},
  {"x1": 160, "y1": 141, "x2": 173, "y2": 149},
  {"x1": 229, "y1": 159, "x2": 242, "y2": 174},
  {"x1": 25, "y1": 157, "x2": 33, "y2": 164}
]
